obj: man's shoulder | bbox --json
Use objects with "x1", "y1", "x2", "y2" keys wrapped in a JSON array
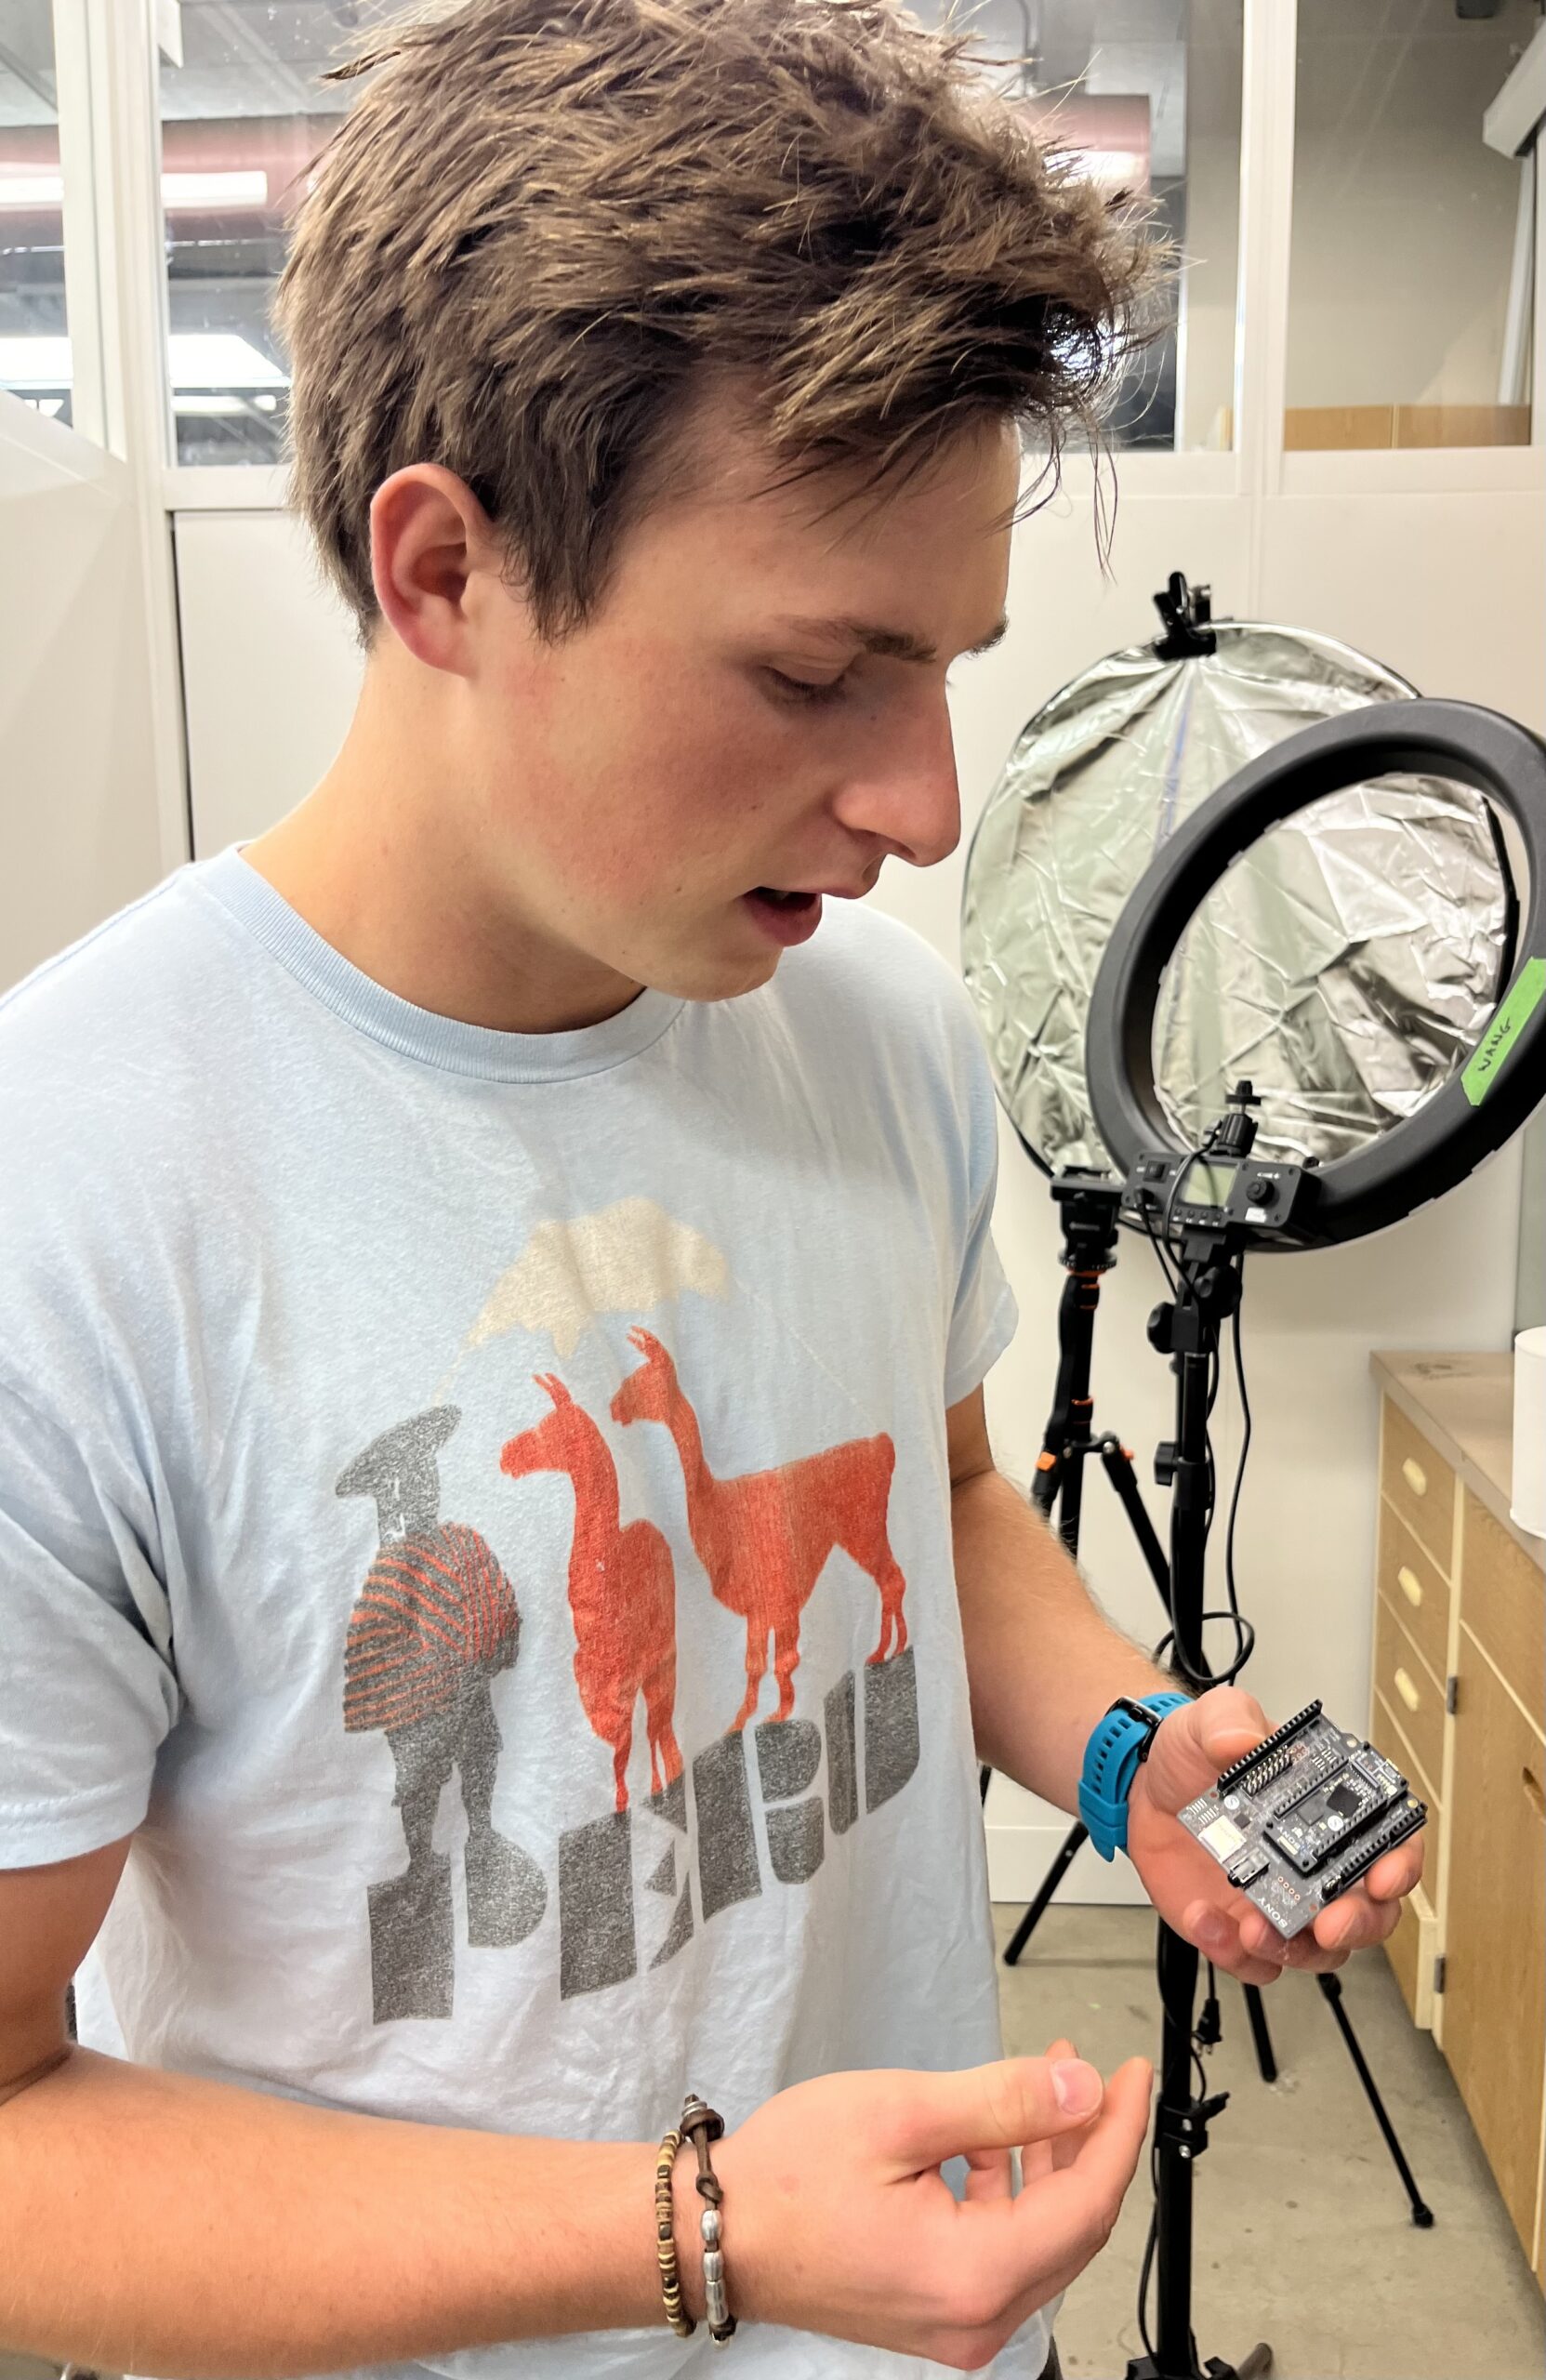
[
  {"x1": 0, "y1": 862, "x2": 248, "y2": 1202},
  {"x1": 0, "y1": 862, "x2": 232, "y2": 1078}
]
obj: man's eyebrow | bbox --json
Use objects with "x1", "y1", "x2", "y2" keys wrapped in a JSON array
[{"x1": 769, "y1": 613, "x2": 1011, "y2": 664}]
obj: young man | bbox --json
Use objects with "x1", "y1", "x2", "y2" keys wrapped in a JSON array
[{"x1": 0, "y1": 5, "x2": 1420, "y2": 2376}]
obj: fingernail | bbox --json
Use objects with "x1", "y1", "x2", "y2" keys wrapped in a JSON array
[
  {"x1": 1051, "y1": 2058, "x2": 1102, "y2": 2116},
  {"x1": 1196, "y1": 1914, "x2": 1227, "y2": 1950}
]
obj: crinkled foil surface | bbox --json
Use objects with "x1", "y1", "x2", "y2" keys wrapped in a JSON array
[{"x1": 960, "y1": 624, "x2": 1512, "y2": 1173}]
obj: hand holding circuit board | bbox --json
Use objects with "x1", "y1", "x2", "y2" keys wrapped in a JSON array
[{"x1": 1177, "y1": 1699, "x2": 1428, "y2": 1940}]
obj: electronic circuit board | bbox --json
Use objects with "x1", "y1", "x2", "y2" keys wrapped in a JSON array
[{"x1": 1178, "y1": 1699, "x2": 1427, "y2": 1940}]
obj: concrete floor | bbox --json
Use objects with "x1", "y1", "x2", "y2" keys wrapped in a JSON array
[
  {"x1": 5, "y1": 1911, "x2": 1542, "y2": 2380},
  {"x1": 997, "y1": 1904, "x2": 1546, "y2": 2380}
]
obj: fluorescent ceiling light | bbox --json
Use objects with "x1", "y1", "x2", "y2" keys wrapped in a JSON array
[
  {"x1": 162, "y1": 171, "x2": 270, "y2": 209},
  {"x1": 174, "y1": 394, "x2": 256, "y2": 416},
  {"x1": 1066, "y1": 147, "x2": 1148, "y2": 189},
  {"x1": 0, "y1": 331, "x2": 288, "y2": 390},
  {"x1": 1485, "y1": 17, "x2": 1546, "y2": 155},
  {"x1": 0, "y1": 169, "x2": 269, "y2": 211},
  {"x1": 168, "y1": 334, "x2": 286, "y2": 390},
  {"x1": 0, "y1": 336, "x2": 72, "y2": 387}
]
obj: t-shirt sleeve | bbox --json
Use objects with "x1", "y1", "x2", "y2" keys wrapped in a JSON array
[
  {"x1": 0, "y1": 1375, "x2": 180, "y2": 1866},
  {"x1": 944, "y1": 1023, "x2": 1019, "y2": 1408}
]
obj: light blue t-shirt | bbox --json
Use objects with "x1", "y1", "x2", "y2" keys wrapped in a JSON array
[{"x1": 0, "y1": 849, "x2": 1052, "y2": 2379}]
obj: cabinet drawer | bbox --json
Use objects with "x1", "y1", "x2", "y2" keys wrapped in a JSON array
[
  {"x1": 1377, "y1": 1501, "x2": 1452, "y2": 1689},
  {"x1": 1371, "y1": 1686, "x2": 1442, "y2": 1824},
  {"x1": 1373, "y1": 1592, "x2": 1446, "y2": 1790},
  {"x1": 1381, "y1": 1876, "x2": 1438, "y2": 2030},
  {"x1": 1460, "y1": 1491, "x2": 1545, "y2": 1723},
  {"x1": 1444, "y1": 1634, "x2": 1546, "y2": 2265},
  {"x1": 1369, "y1": 1685, "x2": 1436, "y2": 1904},
  {"x1": 1381, "y1": 1401, "x2": 1456, "y2": 1574}
]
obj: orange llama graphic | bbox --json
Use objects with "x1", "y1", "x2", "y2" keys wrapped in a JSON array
[
  {"x1": 611, "y1": 1328, "x2": 907, "y2": 1731},
  {"x1": 500, "y1": 1373, "x2": 684, "y2": 1814}
]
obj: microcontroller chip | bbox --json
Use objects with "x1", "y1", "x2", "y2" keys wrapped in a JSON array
[{"x1": 1177, "y1": 1701, "x2": 1426, "y2": 1938}]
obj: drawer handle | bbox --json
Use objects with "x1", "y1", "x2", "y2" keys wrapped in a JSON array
[
  {"x1": 1401, "y1": 1457, "x2": 1428, "y2": 1497},
  {"x1": 1394, "y1": 1667, "x2": 1422, "y2": 1715},
  {"x1": 1396, "y1": 1565, "x2": 1423, "y2": 1609},
  {"x1": 1525, "y1": 1766, "x2": 1545, "y2": 1823}
]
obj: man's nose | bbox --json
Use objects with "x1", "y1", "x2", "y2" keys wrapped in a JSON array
[{"x1": 830, "y1": 694, "x2": 962, "y2": 869}]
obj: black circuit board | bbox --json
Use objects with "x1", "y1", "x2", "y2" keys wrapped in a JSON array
[{"x1": 1178, "y1": 1700, "x2": 1427, "y2": 1940}]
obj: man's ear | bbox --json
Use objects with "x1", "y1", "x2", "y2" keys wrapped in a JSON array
[{"x1": 368, "y1": 463, "x2": 505, "y2": 674}]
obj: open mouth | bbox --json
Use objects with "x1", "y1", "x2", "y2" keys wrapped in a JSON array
[{"x1": 743, "y1": 887, "x2": 824, "y2": 945}]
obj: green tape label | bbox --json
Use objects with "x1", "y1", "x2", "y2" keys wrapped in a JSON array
[{"x1": 1463, "y1": 956, "x2": 1546, "y2": 1105}]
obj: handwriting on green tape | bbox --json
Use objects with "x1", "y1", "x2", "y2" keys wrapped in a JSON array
[{"x1": 1463, "y1": 957, "x2": 1546, "y2": 1105}]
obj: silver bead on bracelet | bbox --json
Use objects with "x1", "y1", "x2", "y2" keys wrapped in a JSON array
[{"x1": 701, "y1": 2205, "x2": 731, "y2": 2336}]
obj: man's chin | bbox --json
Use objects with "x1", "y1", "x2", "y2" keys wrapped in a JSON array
[
  {"x1": 632, "y1": 925, "x2": 784, "y2": 1005},
  {"x1": 660, "y1": 946, "x2": 783, "y2": 1004}
]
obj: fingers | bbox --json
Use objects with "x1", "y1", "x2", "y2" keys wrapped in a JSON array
[
  {"x1": 1309, "y1": 1871, "x2": 1409, "y2": 1959},
  {"x1": 1184, "y1": 1898, "x2": 1292, "y2": 1989},
  {"x1": 1018, "y1": 2040, "x2": 1080, "y2": 2186},
  {"x1": 1366, "y1": 1836, "x2": 1425, "y2": 1903},
  {"x1": 962, "y1": 2140, "x2": 1016, "y2": 2202},
  {"x1": 1009, "y1": 2056, "x2": 1154, "y2": 2277},
  {"x1": 890, "y1": 2051, "x2": 1107, "y2": 2177},
  {"x1": 1211, "y1": 1830, "x2": 1424, "y2": 1971}
]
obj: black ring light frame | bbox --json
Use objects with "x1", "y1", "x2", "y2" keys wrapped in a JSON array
[{"x1": 1086, "y1": 699, "x2": 1546, "y2": 1250}]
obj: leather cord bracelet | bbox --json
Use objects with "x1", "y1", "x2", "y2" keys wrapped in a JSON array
[
  {"x1": 655, "y1": 2093, "x2": 737, "y2": 2345},
  {"x1": 681, "y1": 2093, "x2": 737, "y2": 2344}
]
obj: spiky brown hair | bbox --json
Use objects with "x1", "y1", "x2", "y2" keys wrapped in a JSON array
[{"x1": 277, "y1": 0, "x2": 1160, "y2": 643}]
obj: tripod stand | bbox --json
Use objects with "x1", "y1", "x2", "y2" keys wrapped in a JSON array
[{"x1": 991, "y1": 1165, "x2": 1432, "y2": 2380}]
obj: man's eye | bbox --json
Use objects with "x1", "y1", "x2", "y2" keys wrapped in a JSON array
[{"x1": 764, "y1": 668, "x2": 850, "y2": 707}]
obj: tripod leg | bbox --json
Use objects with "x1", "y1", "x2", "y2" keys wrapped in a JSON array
[
  {"x1": 1241, "y1": 1983, "x2": 1278, "y2": 2084},
  {"x1": 1230, "y1": 2348, "x2": 1275, "y2": 2377},
  {"x1": 1002, "y1": 1822, "x2": 1090, "y2": 1966},
  {"x1": 1100, "y1": 1438, "x2": 1171, "y2": 1606},
  {"x1": 1154, "y1": 1920, "x2": 1200, "y2": 2379},
  {"x1": 1316, "y1": 1973, "x2": 1434, "y2": 2226}
]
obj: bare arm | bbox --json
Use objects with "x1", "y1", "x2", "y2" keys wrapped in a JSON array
[
  {"x1": 0, "y1": 1842, "x2": 672, "y2": 2379},
  {"x1": 0, "y1": 1831, "x2": 1157, "y2": 2379},
  {"x1": 946, "y1": 1387, "x2": 1176, "y2": 1808}
]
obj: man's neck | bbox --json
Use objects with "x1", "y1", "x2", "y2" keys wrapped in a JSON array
[{"x1": 242, "y1": 700, "x2": 644, "y2": 1037}]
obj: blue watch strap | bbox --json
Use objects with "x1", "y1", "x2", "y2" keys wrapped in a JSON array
[{"x1": 1077, "y1": 1693, "x2": 1191, "y2": 1860}]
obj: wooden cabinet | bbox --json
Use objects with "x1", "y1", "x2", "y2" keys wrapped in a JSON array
[
  {"x1": 1443, "y1": 1627, "x2": 1546, "y2": 2255},
  {"x1": 1370, "y1": 1363, "x2": 1546, "y2": 2288}
]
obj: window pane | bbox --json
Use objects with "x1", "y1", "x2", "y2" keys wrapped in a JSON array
[
  {"x1": 158, "y1": 2, "x2": 417, "y2": 467},
  {"x1": 0, "y1": 0, "x2": 69, "y2": 424},
  {"x1": 914, "y1": 0, "x2": 1245, "y2": 452},
  {"x1": 1288, "y1": 0, "x2": 1538, "y2": 451}
]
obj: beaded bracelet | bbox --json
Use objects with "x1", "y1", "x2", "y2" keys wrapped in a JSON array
[{"x1": 654, "y1": 2122, "x2": 694, "y2": 2338}]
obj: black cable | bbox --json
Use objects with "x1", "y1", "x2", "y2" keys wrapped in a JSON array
[
  {"x1": 1222, "y1": 1257, "x2": 1254, "y2": 1656},
  {"x1": 1140, "y1": 1135, "x2": 1258, "y2": 1691},
  {"x1": 1138, "y1": 1186, "x2": 1180, "y2": 1299},
  {"x1": 1136, "y1": 2144, "x2": 1159, "y2": 2358}
]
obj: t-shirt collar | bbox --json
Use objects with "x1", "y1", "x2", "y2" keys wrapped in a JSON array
[{"x1": 198, "y1": 844, "x2": 685, "y2": 1083}]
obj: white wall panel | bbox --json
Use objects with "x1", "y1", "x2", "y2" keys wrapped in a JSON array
[
  {"x1": 1258, "y1": 491, "x2": 1546, "y2": 729},
  {"x1": 175, "y1": 509, "x2": 362, "y2": 856},
  {"x1": 0, "y1": 393, "x2": 166, "y2": 993}
]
